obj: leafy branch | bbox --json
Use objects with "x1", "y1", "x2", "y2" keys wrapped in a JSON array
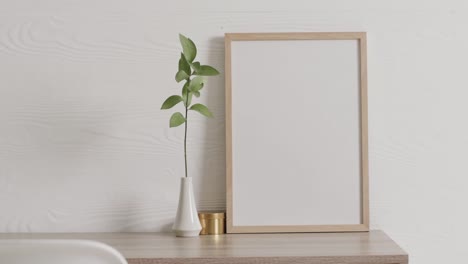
[{"x1": 161, "y1": 34, "x2": 220, "y2": 178}]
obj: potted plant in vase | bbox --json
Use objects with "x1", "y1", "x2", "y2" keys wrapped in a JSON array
[{"x1": 161, "y1": 34, "x2": 219, "y2": 237}]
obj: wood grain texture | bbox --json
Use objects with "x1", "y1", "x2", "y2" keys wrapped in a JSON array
[
  {"x1": 224, "y1": 33, "x2": 234, "y2": 234},
  {"x1": 0, "y1": 0, "x2": 228, "y2": 233},
  {"x1": 0, "y1": 230, "x2": 408, "y2": 264},
  {"x1": 2, "y1": 1, "x2": 468, "y2": 263},
  {"x1": 127, "y1": 256, "x2": 407, "y2": 264},
  {"x1": 359, "y1": 33, "x2": 370, "y2": 228},
  {"x1": 225, "y1": 32, "x2": 366, "y2": 40}
]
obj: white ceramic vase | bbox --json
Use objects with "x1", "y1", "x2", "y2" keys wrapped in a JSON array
[{"x1": 172, "y1": 177, "x2": 201, "y2": 237}]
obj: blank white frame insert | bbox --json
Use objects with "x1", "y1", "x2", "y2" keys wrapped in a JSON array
[{"x1": 225, "y1": 32, "x2": 369, "y2": 233}]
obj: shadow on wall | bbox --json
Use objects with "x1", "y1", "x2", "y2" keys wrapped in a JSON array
[{"x1": 198, "y1": 36, "x2": 226, "y2": 212}]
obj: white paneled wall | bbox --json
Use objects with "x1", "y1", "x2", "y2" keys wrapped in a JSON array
[{"x1": 1, "y1": 0, "x2": 468, "y2": 263}]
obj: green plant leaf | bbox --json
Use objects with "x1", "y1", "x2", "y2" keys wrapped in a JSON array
[
  {"x1": 190, "y1": 61, "x2": 201, "y2": 72},
  {"x1": 175, "y1": 70, "x2": 189, "y2": 82},
  {"x1": 189, "y1": 76, "x2": 204, "y2": 92},
  {"x1": 193, "y1": 91, "x2": 200, "y2": 97},
  {"x1": 181, "y1": 81, "x2": 192, "y2": 106},
  {"x1": 169, "y1": 112, "x2": 186, "y2": 127},
  {"x1": 189, "y1": 103, "x2": 213, "y2": 117},
  {"x1": 161, "y1": 95, "x2": 183, "y2": 109},
  {"x1": 179, "y1": 34, "x2": 197, "y2": 62},
  {"x1": 195, "y1": 65, "x2": 220, "y2": 76},
  {"x1": 178, "y1": 53, "x2": 191, "y2": 75}
]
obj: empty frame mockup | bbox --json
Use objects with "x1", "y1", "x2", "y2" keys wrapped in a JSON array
[{"x1": 225, "y1": 32, "x2": 369, "y2": 233}]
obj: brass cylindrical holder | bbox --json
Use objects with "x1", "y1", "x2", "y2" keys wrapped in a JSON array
[{"x1": 198, "y1": 211, "x2": 225, "y2": 235}]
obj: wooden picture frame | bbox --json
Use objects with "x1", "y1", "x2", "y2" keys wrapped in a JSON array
[{"x1": 225, "y1": 32, "x2": 369, "y2": 233}]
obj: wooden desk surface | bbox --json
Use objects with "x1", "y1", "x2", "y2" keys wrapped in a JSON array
[{"x1": 0, "y1": 230, "x2": 408, "y2": 264}]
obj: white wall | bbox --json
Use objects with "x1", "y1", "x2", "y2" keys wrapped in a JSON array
[{"x1": 1, "y1": 0, "x2": 467, "y2": 263}]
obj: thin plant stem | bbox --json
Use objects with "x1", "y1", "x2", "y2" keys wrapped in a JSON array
[{"x1": 183, "y1": 96, "x2": 189, "y2": 178}]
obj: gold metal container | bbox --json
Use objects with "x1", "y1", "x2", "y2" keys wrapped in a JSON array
[{"x1": 198, "y1": 211, "x2": 226, "y2": 235}]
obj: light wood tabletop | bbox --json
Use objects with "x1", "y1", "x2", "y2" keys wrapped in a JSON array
[{"x1": 0, "y1": 230, "x2": 408, "y2": 264}]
